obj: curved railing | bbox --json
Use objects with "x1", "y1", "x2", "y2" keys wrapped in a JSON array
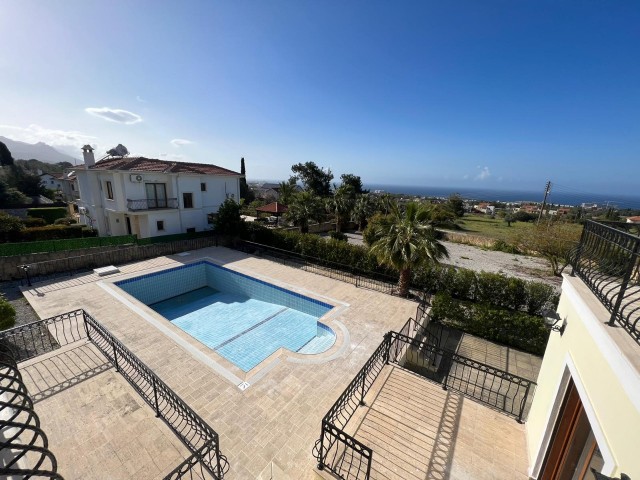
[
  {"x1": 571, "y1": 220, "x2": 640, "y2": 345},
  {"x1": 0, "y1": 344, "x2": 62, "y2": 479}
]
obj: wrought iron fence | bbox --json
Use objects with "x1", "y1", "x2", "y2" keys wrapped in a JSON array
[
  {"x1": 0, "y1": 344, "x2": 62, "y2": 479},
  {"x1": 571, "y1": 220, "x2": 640, "y2": 345},
  {"x1": 388, "y1": 330, "x2": 536, "y2": 422},
  {"x1": 313, "y1": 323, "x2": 538, "y2": 478},
  {"x1": 0, "y1": 310, "x2": 228, "y2": 479},
  {"x1": 313, "y1": 334, "x2": 390, "y2": 479},
  {"x1": 127, "y1": 198, "x2": 179, "y2": 211},
  {"x1": 236, "y1": 241, "x2": 399, "y2": 296}
]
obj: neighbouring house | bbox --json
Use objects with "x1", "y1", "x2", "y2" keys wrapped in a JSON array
[
  {"x1": 255, "y1": 201, "x2": 288, "y2": 225},
  {"x1": 521, "y1": 203, "x2": 541, "y2": 214},
  {"x1": 38, "y1": 171, "x2": 79, "y2": 202},
  {"x1": 39, "y1": 172, "x2": 64, "y2": 191},
  {"x1": 74, "y1": 145, "x2": 242, "y2": 238},
  {"x1": 474, "y1": 202, "x2": 495, "y2": 215},
  {"x1": 254, "y1": 182, "x2": 302, "y2": 201},
  {"x1": 626, "y1": 215, "x2": 640, "y2": 224}
]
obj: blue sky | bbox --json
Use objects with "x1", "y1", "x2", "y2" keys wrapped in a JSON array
[{"x1": 1, "y1": 1, "x2": 638, "y2": 194}]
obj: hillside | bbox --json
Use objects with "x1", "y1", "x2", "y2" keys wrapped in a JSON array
[{"x1": 0, "y1": 136, "x2": 80, "y2": 164}]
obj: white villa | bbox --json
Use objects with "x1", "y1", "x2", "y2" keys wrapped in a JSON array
[{"x1": 74, "y1": 146, "x2": 242, "y2": 238}]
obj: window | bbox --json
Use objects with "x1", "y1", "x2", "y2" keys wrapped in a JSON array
[
  {"x1": 145, "y1": 183, "x2": 167, "y2": 208},
  {"x1": 200, "y1": 182, "x2": 207, "y2": 192},
  {"x1": 186, "y1": 227, "x2": 196, "y2": 233},
  {"x1": 156, "y1": 221, "x2": 165, "y2": 231},
  {"x1": 183, "y1": 192, "x2": 194, "y2": 209},
  {"x1": 106, "y1": 181, "x2": 114, "y2": 200}
]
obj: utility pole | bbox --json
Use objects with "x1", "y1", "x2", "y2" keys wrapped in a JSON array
[{"x1": 537, "y1": 181, "x2": 551, "y2": 224}]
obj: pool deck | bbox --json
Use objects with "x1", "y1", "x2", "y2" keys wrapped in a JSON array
[{"x1": 19, "y1": 245, "x2": 530, "y2": 479}]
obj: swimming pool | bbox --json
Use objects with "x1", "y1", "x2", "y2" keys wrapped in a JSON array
[{"x1": 115, "y1": 261, "x2": 335, "y2": 372}]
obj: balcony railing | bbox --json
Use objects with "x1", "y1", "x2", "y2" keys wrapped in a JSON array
[
  {"x1": 127, "y1": 198, "x2": 178, "y2": 211},
  {"x1": 571, "y1": 220, "x2": 640, "y2": 345}
]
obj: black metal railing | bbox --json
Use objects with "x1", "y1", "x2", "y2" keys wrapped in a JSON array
[
  {"x1": 571, "y1": 220, "x2": 640, "y2": 345},
  {"x1": 237, "y1": 241, "x2": 400, "y2": 296},
  {"x1": 388, "y1": 330, "x2": 536, "y2": 422},
  {"x1": 313, "y1": 334, "x2": 390, "y2": 479},
  {"x1": 0, "y1": 344, "x2": 62, "y2": 479},
  {"x1": 314, "y1": 324, "x2": 537, "y2": 478},
  {"x1": 127, "y1": 198, "x2": 179, "y2": 211},
  {"x1": 0, "y1": 310, "x2": 228, "y2": 479}
]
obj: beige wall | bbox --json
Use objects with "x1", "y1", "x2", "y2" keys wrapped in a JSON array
[{"x1": 526, "y1": 275, "x2": 640, "y2": 478}]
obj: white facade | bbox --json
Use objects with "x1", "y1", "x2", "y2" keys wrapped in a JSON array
[{"x1": 75, "y1": 163, "x2": 241, "y2": 238}]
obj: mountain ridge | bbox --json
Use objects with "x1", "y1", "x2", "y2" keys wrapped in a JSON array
[{"x1": 0, "y1": 136, "x2": 81, "y2": 165}]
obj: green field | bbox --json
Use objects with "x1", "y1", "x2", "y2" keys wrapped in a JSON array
[{"x1": 453, "y1": 215, "x2": 583, "y2": 244}]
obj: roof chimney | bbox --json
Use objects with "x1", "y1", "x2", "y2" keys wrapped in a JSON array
[{"x1": 82, "y1": 145, "x2": 95, "y2": 167}]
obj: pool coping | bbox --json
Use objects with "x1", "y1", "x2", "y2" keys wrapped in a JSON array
[{"x1": 99, "y1": 256, "x2": 351, "y2": 390}]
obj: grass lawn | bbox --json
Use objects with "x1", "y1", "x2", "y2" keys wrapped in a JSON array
[{"x1": 454, "y1": 215, "x2": 583, "y2": 244}]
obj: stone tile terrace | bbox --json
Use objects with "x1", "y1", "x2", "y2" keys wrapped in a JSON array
[{"x1": 18, "y1": 246, "x2": 534, "y2": 479}]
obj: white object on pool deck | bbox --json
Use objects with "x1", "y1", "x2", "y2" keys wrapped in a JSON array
[
  {"x1": 94, "y1": 265, "x2": 120, "y2": 276},
  {"x1": 176, "y1": 252, "x2": 191, "y2": 256}
]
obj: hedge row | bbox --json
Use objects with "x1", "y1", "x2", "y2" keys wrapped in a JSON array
[
  {"x1": 241, "y1": 224, "x2": 559, "y2": 316},
  {"x1": 14, "y1": 225, "x2": 98, "y2": 242},
  {"x1": 27, "y1": 207, "x2": 68, "y2": 224},
  {"x1": 430, "y1": 292, "x2": 549, "y2": 355}
]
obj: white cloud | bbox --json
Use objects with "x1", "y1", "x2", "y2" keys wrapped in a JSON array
[
  {"x1": 85, "y1": 107, "x2": 142, "y2": 124},
  {"x1": 475, "y1": 166, "x2": 491, "y2": 181},
  {"x1": 170, "y1": 138, "x2": 194, "y2": 148},
  {"x1": 0, "y1": 123, "x2": 96, "y2": 148}
]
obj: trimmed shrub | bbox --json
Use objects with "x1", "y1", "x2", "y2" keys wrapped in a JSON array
[
  {"x1": 22, "y1": 217, "x2": 47, "y2": 227},
  {"x1": 17, "y1": 225, "x2": 97, "y2": 242},
  {"x1": 0, "y1": 295, "x2": 16, "y2": 330},
  {"x1": 329, "y1": 231, "x2": 348, "y2": 242},
  {"x1": 430, "y1": 292, "x2": 549, "y2": 355},
  {"x1": 0, "y1": 212, "x2": 25, "y2": 242},
  {"x1": 27, "y1": 207, "x2": 68, "y2": 224},
  {"x1": 53, "y1": 216, "x2": 77, "y2": 225}
]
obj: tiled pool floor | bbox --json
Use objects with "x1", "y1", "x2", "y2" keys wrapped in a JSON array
[{"x1": 151, "y1": 287, "x2": 326, "y2": 371}]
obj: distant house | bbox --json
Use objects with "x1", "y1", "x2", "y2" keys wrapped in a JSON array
[
  {"x1": 521, "y1": 204, "x2": 541, "y2": 214},
  {"x1": 74, "y1": 146, "x2": 242, "y2": 238},
  {"x1": 626, "y1": 216, "x2": 640, "y2": 224},
  {"x1": 473, "y1": 202, "x2": 495, "y2": 215},
  {"x1": 39, "y1": 173, "x2": 64, "y2": 191},
  {"x1": 254, "y1": 182, "x2": 302, "y2": 201},
  {"x1": 39, "y1": 172, "x2": 79, "y2": 202}
]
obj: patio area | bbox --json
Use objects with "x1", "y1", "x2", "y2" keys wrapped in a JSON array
[{"x1": 12, "y1": 245, "x2": 534, "y2": 479}]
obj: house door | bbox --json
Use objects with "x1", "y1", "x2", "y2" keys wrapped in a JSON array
[
  {"x1": 540, "y1": 379, "x2": 605, "y2": 479},
  {"x1": 125, "y1": 216, "x2": 132, "y2": 235}
]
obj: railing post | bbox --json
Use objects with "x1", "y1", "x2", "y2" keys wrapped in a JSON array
[
  {"x1": 112, "y1": 343, "x2": 119, "y2": 372},
  {"x1": 383, "y1": 332, "x2": 392, "y2": 364},
  {"x1": 608, "y1": 239, "x2": 639, "y2": 326},
  {"x1": 518, "y1": 382, "x2": 532, "y2": 424},
  {"x1": 152, "y1": 377, "x2": 160, "y2": 417},
  {"x1": 442, "y1": 352, "x2": 452, "y2": 390},
  {"x1": 365, "y1": 450, "x2": 373, "y2": 480},
  {"x1": 317, "y1": 424, "x2": 325, "y2": 470},
  {"x1": 360, "y1": 375, "x2": 366, "y2": 406}
]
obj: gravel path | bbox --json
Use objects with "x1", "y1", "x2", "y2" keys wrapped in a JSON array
[
  {"x1": 1, "y1": 280, "x2": 41, "y2": 328},
  {"x1": 343, "y1": 232, "x2": 560, "y2": 286}
]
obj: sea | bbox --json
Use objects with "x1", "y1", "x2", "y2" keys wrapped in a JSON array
[{"x1": 364, "y1": 184, "x2": 640, "y2": 210}]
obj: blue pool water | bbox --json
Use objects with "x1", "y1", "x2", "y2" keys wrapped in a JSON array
[{"x1": 115, "y1": 262, "x2": 335, "y2": 371}]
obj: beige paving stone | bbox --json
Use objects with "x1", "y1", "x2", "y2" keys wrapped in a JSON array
[{"x1": 18, "y1": 246, "x2": 531, "y2": 479}]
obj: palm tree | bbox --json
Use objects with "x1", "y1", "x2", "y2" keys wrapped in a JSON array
[
  {"x1": 326, "y1": 188, "x2": 354, "y2": 232},
  {"x1": 369, "y1": 201, "x2": 449, "y2": 297},
  {"x1": 352, "y1": 194, "x2": 376, "y2": 231},
  {"x1": 285, "y1": 191, "x2": 324, "y2": 233},
  {"x1": 278, "y1": 180, "x2": 296, "y2": 205}
]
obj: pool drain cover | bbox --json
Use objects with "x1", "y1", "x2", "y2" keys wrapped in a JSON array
[{"x1": 238, "y1": 381, "x2": 250, "y2": 391}]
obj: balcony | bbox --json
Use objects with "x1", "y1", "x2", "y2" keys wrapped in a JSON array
[
  {"x1": 127, "y1": 198, "x2": 178, "y2": 211},
  {"x1": 570, "y1": 220, "x2": 640, "y2": 346}
]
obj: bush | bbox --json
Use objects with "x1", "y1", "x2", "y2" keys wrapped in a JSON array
[
  {"x1": 215, "y1": 199, "x2": 243, "y2": 236},
  {"x1": 27, "y1": 207, "x2": 68, "y2": 225},
  {"x1": 53, "y1": 216, "x2": 78, "y2": 225},
  {"x1": 0, "y1": 212, "x2": 25, "y2": 242},
  {"x1": 430, "y1": 292, "x2": 549, "y2": 355},
  {"x1": 491, "y1": 239, "x2": 521, "y2": 254},
  {"x1": 329, "y1": 231, "x2": 348, "y2": 242},
  {"x1": 17, "y1": 225, "x2": 97, "y2": 242},
  {"x1": 0, "y1": 295, "x2": 16, "y2": 330},
  {"x1": 22, "y1": 217, "x2": 47, "y2": 227}
]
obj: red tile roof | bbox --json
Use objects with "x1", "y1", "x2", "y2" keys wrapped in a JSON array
[
  {"x1": 89, "y1": 156, "x2": 241, "y2": 176},
  {"x1": 255, "y1": 202, "x2": 289, "y2": 214}
]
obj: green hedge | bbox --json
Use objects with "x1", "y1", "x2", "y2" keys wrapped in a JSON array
[
  {"x1": 241, "y1": 224, "x2": 559, "y2": 316},
  {"x1": 27, "y1": 207, "x2": 68, "y2": 224},
  {"x1": 0, "y1": 296, "x2": 16, "y2": 331},
  {"x1": 430, "y1": 292, "x2": 549, "y2": 355},
  {"x1": 0, "y1": 234, "x2": 137, "y2": 256},
  {"x1": 137, "y1": 230, "x2": 213, "y2": 245},
  {"x1": 14, "y1": 225, "x2": 98, "y2": 242}
]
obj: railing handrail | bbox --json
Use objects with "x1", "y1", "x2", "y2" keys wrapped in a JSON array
[
  {"x1": 571, "y1": 220, "x2": 640, "y2": 346},
  {"x1": 238, "y1": 240, "x2": 398, "y2": 286},
  {"x1": 127, "y1": 198, "x2": 179, "y2": 211},
  {"x1": 0, "y1": 310, "x2": 227, "y2": 479}
]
